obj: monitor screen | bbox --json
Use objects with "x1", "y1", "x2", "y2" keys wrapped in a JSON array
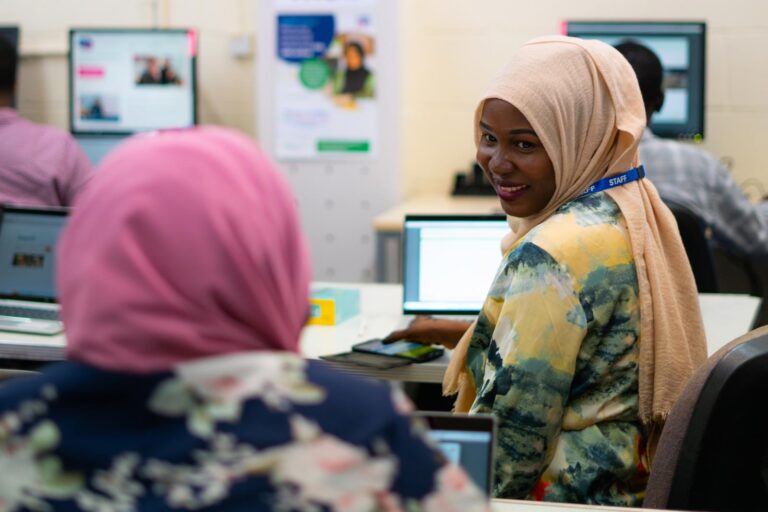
[
  {"x1": 0, "y1": 208, "x2": 69, "y2": 302},
  {"x1": 69, "y1": 28, "x2": 197, "y2": 135},
  {"x1": 566, "y1": 21, "x2": 706, "y2": 140},
  {"x1": 0, "y1": 26, "x2": 19, "y2": 108},
  {"x1": 0, "y1": 26, "x2": 19, "y2": 51},
  {"x1": 414, "y1": 412, "x2": 496, "y2": 495},
  {"x1": 402, "y1": 216, "x2": 508, "y2": 314}
]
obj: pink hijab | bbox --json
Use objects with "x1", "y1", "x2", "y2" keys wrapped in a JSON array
[{"x1": 57, "y1": 127, "x2": 312, "y2": 373}]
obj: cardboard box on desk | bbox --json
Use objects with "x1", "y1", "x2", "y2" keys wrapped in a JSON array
[{"x1": 308, "y1": 288, "x2": 361, "y2": 325}]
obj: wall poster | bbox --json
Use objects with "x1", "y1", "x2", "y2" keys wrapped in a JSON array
[{"x1": 275, "y1": 0, "x2": 378, "y2": 159}]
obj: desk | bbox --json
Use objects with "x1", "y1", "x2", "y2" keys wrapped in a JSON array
[
  {"x1": 701, "y1": 292, "x2": 761, "y2": 352},
  {"x1": 491, "y1": 499, "x2": 659, "y2": 511},
  {"x1": 298, "y1": 284, "x2": 759, "y2": 382},
  {"x1": 0, "y1": 330, "x2": 65, "y2": 362},
  {"x1": 300, "y1": 284, "x2": 451, "y2": 383},
  {"x1": 373, "y1": 195, "x2": 501, "y2": 282},
  {"x1": 0, "y1": 284, "x2": 760, "y2": 380}
]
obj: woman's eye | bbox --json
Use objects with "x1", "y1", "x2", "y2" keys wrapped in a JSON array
[
  {"x1": 481, "y1": 133, "x2": 497, "y2": 144},
  {"x1": 516, "y1": 140, "x2": 535, "y2": 151}
]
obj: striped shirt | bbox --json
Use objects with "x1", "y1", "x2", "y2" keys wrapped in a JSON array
[
  {"x1": 640, "y1": 129, "x2": 768, "y2": 256},
  {"x1": 0, "y1": 108, "x2": 92, "y2": 207}
]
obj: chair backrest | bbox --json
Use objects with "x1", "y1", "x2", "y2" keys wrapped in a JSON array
[
  {"x1": 644, "y1": 326, "x2": 768, "y2": 510},
  {"x1": 668, "y1": 204, "x2": 719, "y2": 293}
]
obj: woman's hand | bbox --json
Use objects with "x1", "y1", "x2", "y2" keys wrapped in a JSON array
[{"x1": 383, "y1": 316, "x2": 473, "y2": 350}]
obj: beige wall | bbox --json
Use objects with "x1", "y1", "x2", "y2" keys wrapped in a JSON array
[
  {"x1": 3, "y1": 0, "x2": 768, "y2": 199},
  {"x1": 400, "y1": 0, "x2": 768, "y2": 198},
  {"x1": 2, "y1": 0, "x2": 256, "y2": 134}
]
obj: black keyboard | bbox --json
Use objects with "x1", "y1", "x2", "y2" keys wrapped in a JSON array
[{"x1": 0, "y1": 305, "x2": 60, "y2": 321}]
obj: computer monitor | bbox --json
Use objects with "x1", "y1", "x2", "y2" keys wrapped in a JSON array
[
  {"x1": 0, "y1": 206, "x2": 69, "y2": 302},
  {"x1": 0, "y1": 26, "x2": 19, "y2": 48},
  {"x1": 414, "y1": 412, "x2": 496, "y2": 495},
  {"x1": 0, "y1": 26, "x2": 19, "y2": 60},
  {"x1": 68, "y1": 28, "x2": 197, "y2": 135},
  {"x1": 402, "y1": 215, "x2": 508, "y2": 315},
  {"x1": 0, "y1": 26, "x2": 19, "y2": 107},
  {"x1": 566, "y1": 21, "x2": 706, "y2": 140}
]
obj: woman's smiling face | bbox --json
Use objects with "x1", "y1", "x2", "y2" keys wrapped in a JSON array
[{"x1": 476, "y1": 98, "x2": 556, "y2": 218}]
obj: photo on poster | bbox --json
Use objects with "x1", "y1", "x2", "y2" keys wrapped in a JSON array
[{"x1": 325, "y1": 34, "x2": 375, "y2": 106}]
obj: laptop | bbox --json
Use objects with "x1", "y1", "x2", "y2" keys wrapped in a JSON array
[
  {"x1": 402, "y1": 215, "x2": 508, "y2": 318},
  {"x1": 415, "y1": 412, "x2": 497, "y2": 495},
  {"x1": 0, "y1": 205, "x2": 69, "y2": 335}
]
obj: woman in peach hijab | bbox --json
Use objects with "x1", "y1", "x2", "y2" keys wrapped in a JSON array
[{"x1": 392, "y1": 36, "x2": 706, "y2": 505}]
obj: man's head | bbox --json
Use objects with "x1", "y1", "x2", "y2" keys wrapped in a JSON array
[
  {"x1": 0, "y1": 35, "x2": 17, "y2": 106},
  {"x1": 614, "y1": 41, "x2": 664, "y2": 125}
]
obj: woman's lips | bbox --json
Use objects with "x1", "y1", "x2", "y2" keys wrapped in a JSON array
[{"x1": 495, "y1": 183, "x2": 529, "y2": 202}]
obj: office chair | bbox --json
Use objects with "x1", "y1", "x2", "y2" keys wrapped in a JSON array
[
  {"x1": 644, "y1": 326, "x2": 768, "y2": 511},
  {"x1": 668, "y1": 204, "x2": 719, "y2": 293}
]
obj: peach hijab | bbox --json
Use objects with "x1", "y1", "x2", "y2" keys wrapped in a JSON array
[{"x1": 444, "y1": 36, "x2": 707, "y2": 434}]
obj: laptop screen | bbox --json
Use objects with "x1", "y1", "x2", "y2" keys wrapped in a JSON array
[
  {"x1": 402, "y1": 215, "x2": 508, "y2": 314},
  {"x1": 415, "y1": 412, "x2": 496, "y2": 495},
  {"x1": 0, "y1": 207, "x2": 69, "y2": 302}
]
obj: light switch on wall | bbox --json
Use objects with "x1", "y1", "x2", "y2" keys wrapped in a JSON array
[{"x1": 229, "y1": 33, "x2": 252, "y2": 59}]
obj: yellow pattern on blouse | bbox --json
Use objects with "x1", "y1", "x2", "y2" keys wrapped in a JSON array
[{"x1": 466, "y1": 193, "x2": 647, "y2": 505}]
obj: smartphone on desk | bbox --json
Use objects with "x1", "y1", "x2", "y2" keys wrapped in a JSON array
[
  {"x1": 320, "y1": 351, "x2": 412, "y2": 370},
  {"x1": 352, "y1": 338, "x2": 445, "y2": 363}
]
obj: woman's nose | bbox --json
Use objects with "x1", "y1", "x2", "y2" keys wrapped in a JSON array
[{"x1": 489, "y1": 150, "x2": 513, "y2": 175}]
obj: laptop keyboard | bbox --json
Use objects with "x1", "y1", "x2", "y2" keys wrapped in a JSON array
[{"x1": 0, "y1": 305, "x2": 60, "y2": 321}]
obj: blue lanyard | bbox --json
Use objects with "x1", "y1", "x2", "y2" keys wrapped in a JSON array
[{"x1": 580, "y1": 165, "x2": 646, "y2": 197}]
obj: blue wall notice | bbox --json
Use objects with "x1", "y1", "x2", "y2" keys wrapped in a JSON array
[{"x1": 277, "y1": 15, "x2": 335, "y2": 63}]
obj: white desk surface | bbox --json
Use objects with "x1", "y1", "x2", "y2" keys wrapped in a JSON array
[
  {"x1": 0, "y1": 284, "x2": 760, "y2": 383},
  {"x1": 491, "y1": 499, "x2": 655, "y2": 511},
  {"x1": 373, "y1": 194, "x2": 501, "y2": 232},
  {"x1": 0, "y1": 329, "x2": 66, "y2": 361},
  {"x1": 300, "y1": 283, "x2": 451, "y2": 382},
  {"x1": 299, "y1": 283, "x2": 758, "y2": 382}
]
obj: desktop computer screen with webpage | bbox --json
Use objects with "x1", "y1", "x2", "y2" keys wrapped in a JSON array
[
  {"x1": 402, "y1": 216, "x2": 509, "y2": 314},
  {"x1": 0, "y1": 209, "x2": 67, "y2": 301},
  {"x1": 566, "y1": 21, "x2": 706, "y2": 140},
  {"x1": 69, "y1": 28, "x2": 197, "y2": 135}
]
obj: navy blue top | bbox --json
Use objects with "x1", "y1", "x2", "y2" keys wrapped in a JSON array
[{"x1": 0, "y1": 352, "x2": 486, "y2": 511}]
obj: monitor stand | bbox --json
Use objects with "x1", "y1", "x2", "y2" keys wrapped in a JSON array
[{"x1": 76, "y1": 134, "x2": 128, "y2": 167}]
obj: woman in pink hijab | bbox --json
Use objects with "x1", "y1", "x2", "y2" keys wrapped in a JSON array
[{"x1": 0, "y1": 127, "x2": 487, "y2": 511}]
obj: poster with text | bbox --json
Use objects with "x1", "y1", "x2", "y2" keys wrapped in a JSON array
[{"x1": 275, "y1": 1, "x2": 377, "y2": 159}]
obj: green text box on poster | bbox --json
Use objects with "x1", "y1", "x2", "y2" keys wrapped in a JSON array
[{"x1": 317, "y1": 140, "x2": 370, "y2": 153}]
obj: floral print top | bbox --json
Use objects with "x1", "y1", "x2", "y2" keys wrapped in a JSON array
[
  {"x1": 466, "y1": 193, "x2": 649, "y2": 505},
  {"x1": 0, "y1": 352, "x2": 488, "y2": 512}
]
